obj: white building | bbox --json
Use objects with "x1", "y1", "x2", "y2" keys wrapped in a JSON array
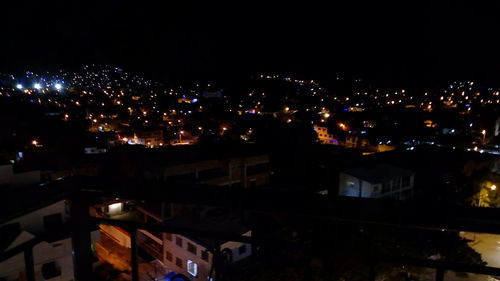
[
  {"x1": 0, "y1": 164, "x2": 41, "y2": 188},
  {"x1": 338, "y1": 164, "x2": 415, "y2": 200},
  {"x1": 0, "y1": 200, "x2": 100, "y2": 281},
  {"x1": 136, "y1": 211, "x2": 252, "y2": 281}
]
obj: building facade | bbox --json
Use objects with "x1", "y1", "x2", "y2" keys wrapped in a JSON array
[{"x1": 338, "y1": 164, "x2": 415, "y2": 200}]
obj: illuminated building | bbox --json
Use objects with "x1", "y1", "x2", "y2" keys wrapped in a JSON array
[{"x1": 339, "y1": 164, "x2": 415, "y2": 200}]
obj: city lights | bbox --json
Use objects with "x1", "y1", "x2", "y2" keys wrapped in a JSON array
[
  {"x1": 33, "y1": 83, "x2": 42, "y2": 90},
  {"x1": 54, "y1": 83, "x2": 62, "y2": 90},
  {"x1": 16, "y1": 84, "x2": 23, "y2": 89}
]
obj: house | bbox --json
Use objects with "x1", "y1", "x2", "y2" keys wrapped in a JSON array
[
  {"x1": 164, "y1": 155, "x2": 270, "y2": 188},
  {"x1": 339, "y1": 164, "x2": 415, "y2": 200},
  {"x1": 0, "y1": 200, "x2": 100, "y2": 281},
  {"x1": 136, "y1": 209, "x2": 252, "y2": 281},
  {"x1": 0, "y1": 163, "x2": 41, "y2": 188},
  {"x1": 314, "y1": 126, "x2": 338, "y2": 145},
  {"x1": 129, "y1": 128, "x2": 165, "y2": 147}
]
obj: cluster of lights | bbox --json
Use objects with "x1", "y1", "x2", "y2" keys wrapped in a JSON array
[{"x1": 14, "y1": 83, "x2": 63, "y2": 91}]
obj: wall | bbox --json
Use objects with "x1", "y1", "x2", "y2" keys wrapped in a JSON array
[
  {"x1": 162, "y1": 234, "x2": 212, "y2": 281},
  {"x1": 99, "y1": 224, "x2": 131, "y2": 248},
  {"x1": 9, "y1": 170, "x2": 41, "y2": 186},
  {"x1": 219, "y1": 231, "x2": 252, "y2": 263},
  {"x1": 5, "y1": 200, "x2": 68, "y2": 235},
  {"x1": 338, "y1": 172, "x2": 374, "y2": 198},
  {"x1": 0, "y1": 164, "x2": 13, "y2": 185}
]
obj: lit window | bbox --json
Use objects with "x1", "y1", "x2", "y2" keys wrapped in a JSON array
[{"x1": 187, "y1": 260, "x2": 198, "y2": 277}]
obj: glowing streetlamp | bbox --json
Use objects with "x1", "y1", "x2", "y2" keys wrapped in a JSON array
[
  {"x1": 179, "y1": 130, "x2": 184, "y2": 143},
  {"x1": 490, "y1": 184, "x2": 497, "y2": 191},
  {"x1": 33, "y1": 83, "x2": 42, "y2": 90},
  {"x1": 54, "y1": 83, "x2": 62, "y2": 90},
  {"x1": 16, "y1": 84, "x2": 23, "y2": 90},
  {"x1": 482, "y1": 129, "x2": 486, "y2": 144}
]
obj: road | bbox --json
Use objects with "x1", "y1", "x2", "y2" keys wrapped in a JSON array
[{"x1": 443, "y1": 232, "x2": 500, "y2": 281}]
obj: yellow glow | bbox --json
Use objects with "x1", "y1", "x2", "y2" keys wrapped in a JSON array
[{"x1": 491, "y1": 185, "x2": 497, "y2": 190}]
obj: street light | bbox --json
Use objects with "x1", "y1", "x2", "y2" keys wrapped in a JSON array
[
  {"x1": 482, "y1": 129, "x2": 486, "y2": 144},
  {"x1": 491, "y1": 184, "x2": 497, "y2": 191},
  {"x1": 179, "y1": 130, "x2": 184, "y2": 143}
]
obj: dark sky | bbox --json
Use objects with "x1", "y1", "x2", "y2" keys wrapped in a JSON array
[{"x1": 2, "y1": 1, "x2": 500, "y2": 86}]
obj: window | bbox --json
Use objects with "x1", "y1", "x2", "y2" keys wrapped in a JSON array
[
  {"x1": 249, "y1": 179, "x2": 257, "y2": 189},
  {"x1": 165, "y1": 233, "x2": 172, "y2": 241},
  {"x1": 238, "y1": 245, "x2": 247, "y2": 255},
  {"x1": 43, "y1": 214, "x2": 63, "y2": 231},
  {"x1": 402, "y1": 176, "x2": 411, "y2": 187},
  {"x1": 187, "y1": 260, "x2": 198, "y2": 277},
  {"x1": 201, "y1": 250, "x2": 209, "y2": 262},
  {"x1": 175, "y1": 257, "x2": 183, "y2": 268},
  {"x1": 166, "y1": 251, "x2": 173, "y2": 262},
  {"x1": 382, "y1": 182, "x2": 391, "y2": 193},
  {"x1": 41, "y1": 261, "x2": 61, "y2": 279},
  {"x1": 187, "y1": 242, "x2": 197, "y2": 255},
  {"x1": 247, "y1": 163, "x2": 269, "y2": 175},
  {"x1": 198, "y1": 168, "x2": 227, "y2": 180},
  {"x1": 347, "y1": 181, "x2": 355, "y2": 188},
  {"x1": 175, "y1": 236, "x2": 183, "y2": 247},
  {"x1": 392, "y1": 179, "x2": 401, "y2": 190}
]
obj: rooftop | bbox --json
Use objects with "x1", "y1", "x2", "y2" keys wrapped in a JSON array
[{"x1": 344, "y1": 163, "x2": 413, "y2": 184}]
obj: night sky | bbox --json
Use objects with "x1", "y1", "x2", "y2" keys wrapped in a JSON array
[{"x1": 2, "y1": 1, "x2": 500, "y2": 86}]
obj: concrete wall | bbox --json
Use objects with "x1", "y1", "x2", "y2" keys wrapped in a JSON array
[
  {"x1": 338, "y1": 172, "x2": 374, "y2": 198},
  {"x1": 0, "y1": 164, "x2": 41, "y2": 187},
  {"x1": 0, "y1": 164, "x2": 14, "y2": 185},
  {"x1": 5, "y1": 200, "x2": 69, "y2": 235},
  {"x1": 338, "y1": 172, "x2": 415, "y2": 199},
  {"x1": 99, "y1": 224, "x2": 131, "y2": 248},
  {"x1": 219, "y1": 230, "x2": 252, "y2": 263},
  {"x1": 163, "y1": 234, "x2": 212, "y2": 281},
  {"x1": 0, "y1": 231, "x2": 100, "y2": 281},
  {"x1": 9, "y1": 170, "x2": 41, "y2": 186}
]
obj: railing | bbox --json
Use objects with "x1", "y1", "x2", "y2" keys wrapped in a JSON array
[{"x1": 4, "y1": 179, "x2": 500, "y2": 281}]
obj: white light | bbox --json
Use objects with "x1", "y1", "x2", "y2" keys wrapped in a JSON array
[
  {"x1": 54, "y1": 83, "x2": 62, "y2": 90},
  {"x1": 187, "y1": 260, "x2": 198, "y2": 277},
  {"x1": 16, "y1": 84, "x2": 23, "y2": 89},
  {"x1": 34, "y1": 83, "x2": 42, "y2": 90},
  {"x1": 108, "y1": 202, "x2": 123, "y2": 215}
]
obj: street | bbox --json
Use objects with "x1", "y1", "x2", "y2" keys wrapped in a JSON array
[{"x1": 443, "y1": 232, "x2": 500, "y2": 281}]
